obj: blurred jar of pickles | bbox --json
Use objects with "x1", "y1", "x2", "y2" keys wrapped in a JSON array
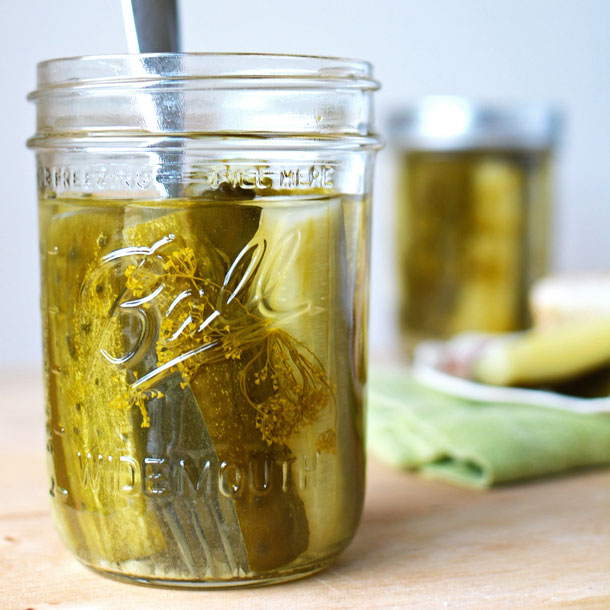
[
  {"x1": 388, "y1": 97, "x2": 561, "y2": 353},
  {"x1": 27, "y1": 54, "x2": 381, "y2": 587}
]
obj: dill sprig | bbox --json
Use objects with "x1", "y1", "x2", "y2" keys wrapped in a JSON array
[{"x1": 103, "y1": 228, "x2": 335, "y2": 449}]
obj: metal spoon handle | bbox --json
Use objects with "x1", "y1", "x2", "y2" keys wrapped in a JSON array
[{"x1": 121, "y1": 0, "x2": 181, "y2": 53}]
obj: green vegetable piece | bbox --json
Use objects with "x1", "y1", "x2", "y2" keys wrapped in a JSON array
[
  {"x1": 122, "y1": 202, "x2": 315, "y2": 572},
  {"x1": 43, "y1": 206, "x2": 165, "y2": 563},
  {"x1": 474, "y1": 317, "x2": 610, "y2": 387}
]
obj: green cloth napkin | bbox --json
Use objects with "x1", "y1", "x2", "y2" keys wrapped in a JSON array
[{"x1": 367, "y1": 367, "x2": 610, "y2": 489}]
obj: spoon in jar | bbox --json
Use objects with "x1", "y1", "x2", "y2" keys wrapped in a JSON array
[
  {"x1": 121, "y1": 0, "x2": 180, "y2": 53},
  {"x1": 121, "y1": 0, "x2": 183, "y2": 200}
]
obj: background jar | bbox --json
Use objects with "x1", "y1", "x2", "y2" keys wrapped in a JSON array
[
  {"x1": 28, "y1": 53, "x2": 381, "y2": 587},
  {"x1": 388, "y1": 97, "x2": 561, "y2": 353}
]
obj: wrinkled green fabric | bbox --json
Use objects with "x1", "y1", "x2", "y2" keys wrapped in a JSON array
[{"x1": 367, "y1": 367, "x2": 610, "y2": 489}]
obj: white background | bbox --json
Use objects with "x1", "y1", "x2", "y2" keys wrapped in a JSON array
[{"x1": 1, "y1": 0, "x2": 609, "y2": 365}]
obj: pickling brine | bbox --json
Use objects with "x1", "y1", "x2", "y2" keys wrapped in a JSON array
[
  {"x1": 396, "y1": 149, "x2": 552, "y2": 349},
  {"x1": 389, "y1": 98, "x2": 559, "y2": 354},
  {"x1": 29, "y1": 52, "x2": 380, "y2": 587},
  {"x1": 40, "y1": 193, "x2": 368, "y2": 584}
]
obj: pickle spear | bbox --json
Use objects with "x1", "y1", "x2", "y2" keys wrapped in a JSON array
[
  {"x1": 400, "y1": 154, "x2": 526, "y2": 340},
  {"x1": 189, "y1": 203, "x2": 312, "y2": 571},
  {"x1": 122, "y1": 202, "x2": 311, "y2": 574},
  {"x1": 473, "y1": 316, "x2": 610, "y2": 387},
  {"x1": 252, "y1": 197, "x2": 365, "y2": 554},
  {"x1": 122, "y1": 208, "x2": 250, "y2": 578},
  {"x1": 44, "y1": 205, "x2": 164, "y2": 563},
  {"x1": 451, "y1": 159, "x2": 523, "y2": 333}
]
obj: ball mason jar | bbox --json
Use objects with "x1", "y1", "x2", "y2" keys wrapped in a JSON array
[
  {"x1": 28, "y1": 53, "x2": 381, "y2": 587},
  {"x1": 388, "y1": 97, "x2": 560, "y2": 353}
]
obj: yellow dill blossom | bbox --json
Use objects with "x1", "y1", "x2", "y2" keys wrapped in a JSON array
[
  {"x1": 316, "y1": 428, "x2": 337, "y2": 454},
  {"x1": 113, "y1": 225, "x2": 332, "y2": 446},
  {"x1": 241, "y1": 329, "x2": 332, "y2": 446},
  {"x1": 109, "y1": 387, "x2": 165, "y2": 428},
  {"x1": 163, "y1": 246, "x2": 198, "y2": 278}
]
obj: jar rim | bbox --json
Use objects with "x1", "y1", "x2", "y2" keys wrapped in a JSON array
[
  {"x1": 388, "y1": 96, "x2": 561, "y2": 151},
  {"x1": 30, "y1": 52, "x2": 379, "y2": 98}
]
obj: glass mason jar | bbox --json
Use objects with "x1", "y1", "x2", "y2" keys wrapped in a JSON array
[
  {"x1": 388, "y1": 97, "x2": 560, "y2": 353},
  {"x1": 28, "y1": 53, "x2": 381, "y2": 587}
]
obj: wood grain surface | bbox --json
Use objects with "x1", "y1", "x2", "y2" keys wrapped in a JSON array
[{"x1": 1, "y1": 369, "x2": 608, "y2": 610}]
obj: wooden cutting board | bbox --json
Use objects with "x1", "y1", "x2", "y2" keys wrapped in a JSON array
[{"x1": 1, "y1": 369, "x2": 608, "y2": 609}]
